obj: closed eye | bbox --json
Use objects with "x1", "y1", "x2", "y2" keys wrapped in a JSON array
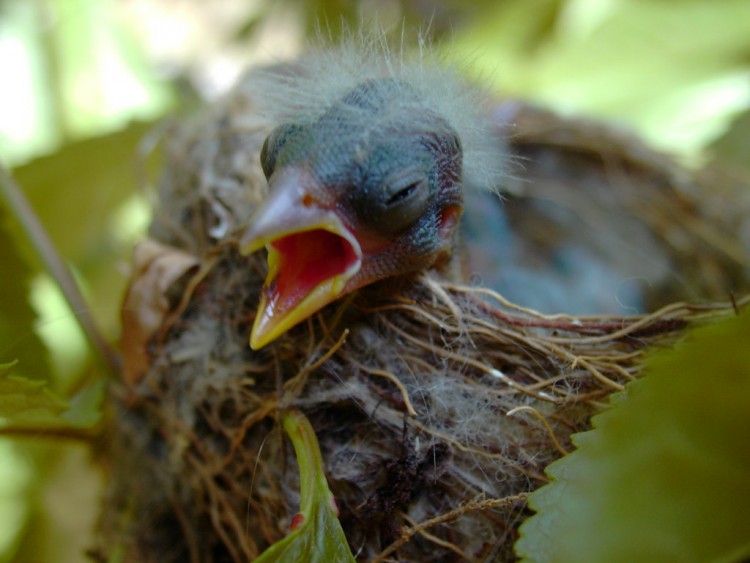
[{"x1": 386, "y1": 180, "x2": 423, "y2": 206}]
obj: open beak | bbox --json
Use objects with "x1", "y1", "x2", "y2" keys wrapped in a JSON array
[{"x1": 239, "y1": 169, "x2": 362, "y2": 349}]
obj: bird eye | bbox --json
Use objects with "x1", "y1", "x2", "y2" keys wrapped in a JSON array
[
  {"x1": 259, "y1": 135, "x2": 274, "y2": 179},
  {"x1": 376, "y1": 172, "x2": 430, "y2": 233},
  {"x1": 260, "y1": 123, "x2": 303, "y2": 180},
  {"x1": 386, "y1": 180, "x2": 423, "y2": 207}
]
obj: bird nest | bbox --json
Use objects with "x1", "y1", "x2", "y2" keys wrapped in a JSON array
[{"x1": 97, "y1": 67, "x2": 749, "y2": 562}]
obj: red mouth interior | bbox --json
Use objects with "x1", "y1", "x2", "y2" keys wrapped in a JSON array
[{"x1": 268, "y1": 229, "x2": 359, "y2": 312}]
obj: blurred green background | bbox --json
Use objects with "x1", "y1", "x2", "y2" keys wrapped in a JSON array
[{"x1": 0, "y1": 0, "x2": 749, "y2": 561}]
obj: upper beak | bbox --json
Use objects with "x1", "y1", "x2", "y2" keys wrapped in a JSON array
[{"x1": 240, "y1": 168, "x2": 362, "y2": 349}]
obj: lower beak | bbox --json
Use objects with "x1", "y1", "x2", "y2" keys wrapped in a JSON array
[{"x1": 239, "y1": 170, "x2": 362, "y2": 349}]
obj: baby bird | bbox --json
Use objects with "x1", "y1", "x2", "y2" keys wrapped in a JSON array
[{"x1": 239, "y1": 40, "x2": 504, "y2": 349}]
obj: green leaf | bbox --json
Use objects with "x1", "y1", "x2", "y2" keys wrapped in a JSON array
[
  {"x1": 0, "y1": 360, "x2": 69, "y2": 425},
  {"x1": 10, "y1": 122, "x2": 160, "y2": 340},
  {"x1": 0, "y1": 215, "x2": 50, "y2": 381},
  {"x1": 11, "y1": 121, "x2": 156, "y2": 263},
  {"x1": 59, "y1": 379, "x2": 104, "y2": 428},
  {"x1": 516, "y1": 312, "x2": 750, "y2": 563},
  {"x1": 255, "y1": 410, "x2": 355, "y2": 563},
  {"x1": 0, "y1": 359, "x2": 101, "y2": 429}
]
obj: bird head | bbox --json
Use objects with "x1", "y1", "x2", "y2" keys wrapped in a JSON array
[{"x1": 239, "y1": 79, "x2": 464, "y2": 349}]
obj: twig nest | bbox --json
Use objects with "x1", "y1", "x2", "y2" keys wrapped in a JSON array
[{"x1": 99, "y1": 37, "x2": 749, "y2": 562}]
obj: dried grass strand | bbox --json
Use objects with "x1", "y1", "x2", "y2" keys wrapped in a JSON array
[{"x1": 372, "y1": 494, "x2": 530, "y2": 562}]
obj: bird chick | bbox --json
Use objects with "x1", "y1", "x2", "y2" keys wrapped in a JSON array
[{"x1": 238, "y1": 38, "x2": 504, "y2": 349}]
